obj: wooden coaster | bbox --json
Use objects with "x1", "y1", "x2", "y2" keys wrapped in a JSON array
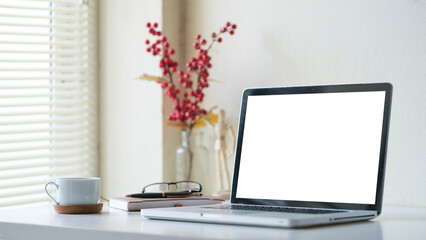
[{"x1": 53, "y1": 203, "x2": 103, "y2": 214}]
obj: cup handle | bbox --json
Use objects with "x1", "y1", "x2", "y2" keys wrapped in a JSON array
[{"x1": 44, "y1": 182, "x2": 59, "y2": 205}]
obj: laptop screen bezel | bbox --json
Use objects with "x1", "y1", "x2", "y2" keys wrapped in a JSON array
[{"x1": 230, "y1": 83, "x2": 392, "y2": 213}]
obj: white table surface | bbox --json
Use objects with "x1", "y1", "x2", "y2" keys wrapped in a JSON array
[{"x1": 0, "y1": 204, "x2": 425, "y2": 240}]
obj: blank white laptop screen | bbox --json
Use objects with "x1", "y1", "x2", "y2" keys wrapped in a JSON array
[{"x1": 236, "y1": 91, "x2": 386, "y2": 204}]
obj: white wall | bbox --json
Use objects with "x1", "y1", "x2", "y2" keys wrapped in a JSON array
[
  {"x1": 182, "y1": 0, "x2": 426, "y2": 206},
  {"x1": 98, "y1": 0, "x2": 164, "y2": 197},
  {"x1": 99, "y1": 0, "x2": 426, "y2": 206}
]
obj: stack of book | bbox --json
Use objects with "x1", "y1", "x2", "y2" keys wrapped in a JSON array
[{"x1": 109, "y1": 196, "x2": 224, "y2": 211}]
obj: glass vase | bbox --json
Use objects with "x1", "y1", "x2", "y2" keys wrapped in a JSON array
[
  {"x1": 192, "y1": 131, "x2": 211, "y2": 186},
  {"x1": 175, "y1": 129, "x2": 193, "y2": 181}
]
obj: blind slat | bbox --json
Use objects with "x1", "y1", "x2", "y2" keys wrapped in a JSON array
[
  {"x1": 0, "y1": 100, "x2": 89, "y2": 107},
  {"x1": 0, "y1": 76, "x2": 89, "y2": 81},
  {"x1": 0, "y1": 157, "x2": 90, "y2": 171},
  {"x1": 0, "y1": 194, "x2": 50, "y2": 207},
  {"x1": 0, "y1": 189, "x2": 46, "y2": 198},
  {"x1": 0, "y1": 4, "x2": 89, "y2": 13},
  {"x1": 0, "y1": 125, "x2": 95, "y2": 135},
  {"x1": 0, "y1": 178, "x2": 47, "y2": 189},
  {"x1": 0, "y1": 67, "x2": 88, "y2": 72},
  {"x1": 0, "y1": 164, "x2": 95, "y2": 180},
  {"x1": 9, "y1": 0, "x2": 86, "y2": 4},
  {"x1": 0, "y1": 13, "x2": 87, "y2": 21},
  {"x1": 0, "y1": 49, "x2": 90, "y2": 55},
  {"x1": 0, "y1": 31, "x2": 89, "y2": 37},
  {"x1": 0, "y1": 92, "x2": 89, "y2": 98},
  {"x1": 0, "y1": 142, "x2": 91, "y2": 154},
  {"x1": 0, "y1": 133, "x2": 93, "y2": 144},
  {"x1": 0, "y1": 59, "x2": 89, "y2": 64},
  {"x1": 0, "y1": 116, "x2": 91, "y2": 126},
  {"x1": 0, "y1": 22, "x2": 88, "y2": 30},
  {"x1": 0, "y1": 109, "x2": 89, "y2": 117},
  {"x1": 0, "y1": 83, "x2": 88, "y2": 89},
  {"x1": 0, "y1": 149, "x2": 91, "y2": 162},
  {"x1": 0, "y1": 40, "x2": 88, "y2": 46}
]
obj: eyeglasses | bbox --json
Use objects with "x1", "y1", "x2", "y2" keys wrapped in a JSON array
[{"x1": 141, "y1": 181, "x2": 202, "y2": 194}]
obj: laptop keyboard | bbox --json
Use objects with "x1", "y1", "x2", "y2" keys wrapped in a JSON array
[{"x1": 206, "y1": 204, "x2": 346, "y2": 215}]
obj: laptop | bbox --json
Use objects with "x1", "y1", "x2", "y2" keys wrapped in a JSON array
[{"x1": 142, "y1": 82, "x2": 393, "y2": 228}]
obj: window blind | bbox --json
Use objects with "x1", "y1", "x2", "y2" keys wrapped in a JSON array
[{"x1": 0, "y1": 0, "x2": 97, "y2": 208}]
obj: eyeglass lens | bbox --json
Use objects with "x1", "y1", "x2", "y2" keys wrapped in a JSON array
[{"x1": 144, "y1": 182, "x2": 200, "y2": 193}]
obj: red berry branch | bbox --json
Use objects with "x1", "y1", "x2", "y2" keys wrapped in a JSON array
[{"x1": 144, "y1": 21, "x2": 237, "y2": 130}]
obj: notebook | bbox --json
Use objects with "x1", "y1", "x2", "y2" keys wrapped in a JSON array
[{"x1": 142, "y1": 83, "x2": 393, "y2": 228}]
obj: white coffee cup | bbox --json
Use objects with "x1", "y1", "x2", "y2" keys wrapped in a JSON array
[{"x1": 44, "y1": 178, "x2": 100, "y2": 206}]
